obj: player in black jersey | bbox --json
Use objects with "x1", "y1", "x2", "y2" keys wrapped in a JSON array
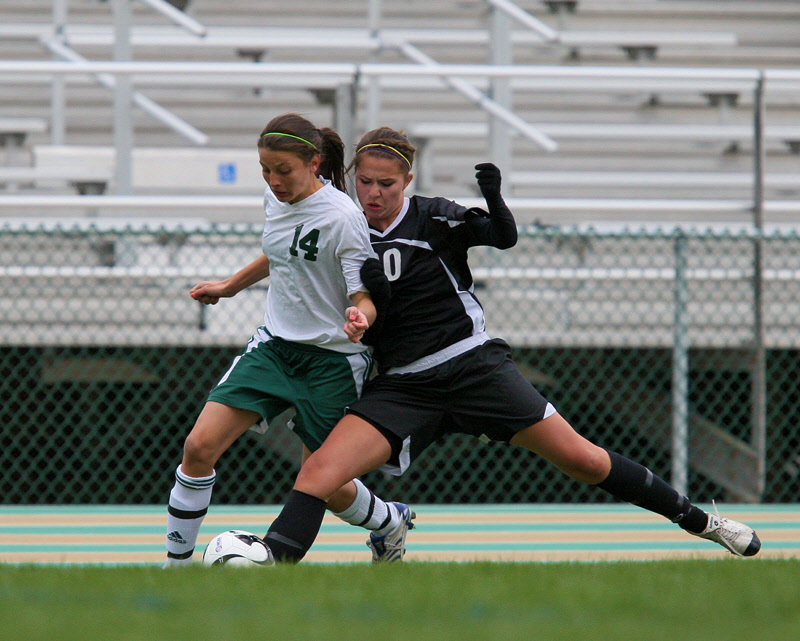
[{"x1": 263, "y1": 127, "x2": 761, "y2": 563}]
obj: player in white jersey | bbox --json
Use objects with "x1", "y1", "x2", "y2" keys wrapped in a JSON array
[
  {"x1": 260, "y1": 126, "x2": 761, "y2": 563},
  {"x1": 164, "y1": 114, "x2": 410, "y2": 567},
  {"x1": 260, "y1": 172, "x2": 376, "y2": 352}
]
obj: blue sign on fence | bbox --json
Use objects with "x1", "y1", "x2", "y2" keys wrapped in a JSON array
[{"x1": 217, "y1": 162, "x2": 237, "y2": 184}]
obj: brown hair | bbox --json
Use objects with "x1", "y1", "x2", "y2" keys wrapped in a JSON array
[
  {"x1": 350, "y1": 127, "x2": 416, "y2": 175},
  {"x1": 258, "y1": 113, "x2": 347, "y2": 191}
]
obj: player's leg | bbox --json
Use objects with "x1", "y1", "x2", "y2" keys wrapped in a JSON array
[
  {"x1": 301, "y1": 444, "x2": 405, "y2": 540},
  {"x1": 455, "y1": 341, "x2": 759, "y2": 557},
  {"x1": 292, "y1": 350, "x2": 413, "y2": 561},
  {"x1": 164, "y1": 401, "x2": 260, "y2": 567},
  {"x1": 265, "y1": 414, "x2": 393, "y2": 563},
  {"x1": 510, "y1": 413, "x2": 760, "y2": 556},
  {"x1": 329, "y1": 475, "x2": 416, "y2": 563}
]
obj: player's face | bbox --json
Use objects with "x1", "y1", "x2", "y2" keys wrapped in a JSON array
[
  {"x1": 355, "y1": 155, "x2": 413, "y2": 231},
  {"x1": 259, "y1": 148, "x2": 322, "y2": 204}
]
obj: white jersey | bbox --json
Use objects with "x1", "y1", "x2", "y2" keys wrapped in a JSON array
[{"x1": 261, "y1": 179, "x2": 374, "y2": 354}]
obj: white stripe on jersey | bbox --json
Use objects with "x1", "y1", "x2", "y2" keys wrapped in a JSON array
[
  {"x1": 439, "y1": 257, "x2": 486, "y2": 335},
  {"x1": 385, "y1": 331, "x2": 490, "y2": 376},
  {"x1": 368, "y1": 198, "x2": 411, "y2": 238},
  {"x1": 431, "y1": 215, "x2": 464, "y2": 228},
  {"x1": 370, "y1": 238, "x2": 432, "y2": 251}
]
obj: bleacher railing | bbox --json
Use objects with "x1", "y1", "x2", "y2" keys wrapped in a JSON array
[{"x1": 1, "y1": 59, "x2": 798, "y2": 214}]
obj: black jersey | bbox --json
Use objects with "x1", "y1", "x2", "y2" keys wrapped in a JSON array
[{"x1": 368, "y1": 195, "x2": 517, "y2": 372}]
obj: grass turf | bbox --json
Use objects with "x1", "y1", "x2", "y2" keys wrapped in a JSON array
[{"x1": 1, "y1": 559, "x2": 797, "y2": 640}]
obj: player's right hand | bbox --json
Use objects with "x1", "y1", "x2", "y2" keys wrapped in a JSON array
[
  {"x1": 343, "y1": 306, "x2": 369, "y2": 343},
  {"x1": 190, "y1": 281, "x2": 225, "y2": 305}
]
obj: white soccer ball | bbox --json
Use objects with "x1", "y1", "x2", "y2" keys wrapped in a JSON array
[{"x1": 202, "y1": 530, "x2": 274, "y2": 567}]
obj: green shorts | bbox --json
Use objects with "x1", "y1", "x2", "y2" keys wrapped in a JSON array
[{"x1": 207, "y1": 327, "x2": 373, "y2": 451}]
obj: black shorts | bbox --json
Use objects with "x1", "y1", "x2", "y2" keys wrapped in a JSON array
[{"x1": 346, "y1": 338, "x2": 554, "y2": 475}]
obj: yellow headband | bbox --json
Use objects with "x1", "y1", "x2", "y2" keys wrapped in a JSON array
[
  {"x1": 356, "y1": 143, "x2": 411, "y2": 169},
  {"x1": 262, "y1": 132, "x2": 318, "y2": 150}
]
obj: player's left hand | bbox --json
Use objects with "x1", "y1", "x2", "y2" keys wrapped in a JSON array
[
  {"x1": 360, "y1": 257, "x2": 391, "y2": 312},
  {"x1": 475, "y1": 162, "x2": 502, "y2": 203},
  {"x1": 344, "y1": 306, "x2": 369, "y2": 343}
]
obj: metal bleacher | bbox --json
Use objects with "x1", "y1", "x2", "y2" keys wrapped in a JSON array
[{"x1": 1, "y1": 0, "x2": 799, "y2": 225}]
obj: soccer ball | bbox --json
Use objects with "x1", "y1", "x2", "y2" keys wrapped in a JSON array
[{"x1": 202, "y1": 530, "x2": 274, "y2": 567}]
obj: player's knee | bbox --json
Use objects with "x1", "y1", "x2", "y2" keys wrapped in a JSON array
[
  {"x1": 295, "y1": 455, "x2": 327, "y2": 488},
  {"x1": 295, "y1": 455, "x2": 342, "y2": 500},
  {"x1": 182, "y1": 431, "x2": 220, "y2": 470},
  {"x1": 561, "y1": 446, "x2": 611, "y2": 485}
]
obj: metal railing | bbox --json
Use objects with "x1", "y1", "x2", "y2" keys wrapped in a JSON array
[{"x1": 6, "y1": 0, "x2": 789, "y2": 197}]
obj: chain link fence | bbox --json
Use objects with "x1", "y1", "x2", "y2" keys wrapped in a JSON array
[{"x1": 2, "y1": 220, "x2": 799, "y2": 505}]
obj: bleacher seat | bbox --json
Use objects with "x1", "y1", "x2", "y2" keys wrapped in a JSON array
[{"x1": 0, "y1": 0, "x2": 799, "y2": 225}]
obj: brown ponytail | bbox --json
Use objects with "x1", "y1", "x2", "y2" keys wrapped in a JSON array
[{"x1": 317, "y1": 127, "x2": 347, "y2": 192}]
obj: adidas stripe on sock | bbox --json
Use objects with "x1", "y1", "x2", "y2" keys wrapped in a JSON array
[{"x1": 165, "y1": 465, "x2": 215, "y2": 563}]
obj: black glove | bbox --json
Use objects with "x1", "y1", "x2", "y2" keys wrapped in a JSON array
[
  {"x1": 468, "y1": 163, "x2": 517, "y2": 249},
  {"x1": 475, "y1": 162, "x2": 502, "y2": 204},
  {"x1": 360, "y1": 257, "x2": 391, "y2": 314},
  {"x1": 360, "y1": 258, "x2": 391, "y2": 346}
]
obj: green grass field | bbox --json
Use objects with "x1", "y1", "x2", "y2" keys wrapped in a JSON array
[{"x1": 2, "y1": 559, "x2": 797, "y2": 640}]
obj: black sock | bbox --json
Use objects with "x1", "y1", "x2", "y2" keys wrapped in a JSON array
[
  {"x1": 596, "y1": 450, "x2": 709, "y2": 534},
  {"x1": 265, "y1": 490, "x2": 327, "y2": 563}
]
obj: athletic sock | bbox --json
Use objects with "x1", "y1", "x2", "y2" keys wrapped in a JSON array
[
  {"x1": 164, "y1": 465, "x2": 216, "y2": 567},
  {"x1": 371, "y1": 503, "x2": 400, "y2": 537},
  {"x1": 333, "y1": 478, "x2": 393, "y2": 531},
  {"x1": 265, "y1": 490, "x2": 327, "y2": 563},
  {"x1": 597, "y1": 450, "x2": 709, "y2": 534}
]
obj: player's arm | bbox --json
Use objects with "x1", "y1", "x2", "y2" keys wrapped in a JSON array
[
  {"x1": 464, "y1": 162, "x2": 518, "y2": 250},
  {"x1": 357, "y1": 257, "x2": 391, "y2": 346},
  {"x1": 190, "y1": 254, "x2": 271, "y2": 305},
  {"x1": 343, "y1": 290, "x2": 377, "y2": 343}
]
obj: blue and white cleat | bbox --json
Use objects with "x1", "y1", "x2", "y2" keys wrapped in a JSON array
[{"x1": 367, "y1": 502, "x2": 416, "y2": 563}]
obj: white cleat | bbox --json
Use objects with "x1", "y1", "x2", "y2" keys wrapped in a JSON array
[
  {"x1": 694, "y1": 502, "x2": 761, "y2": 557},
  {"x1": 367, "y1": 502, "x2": 416, "y2": 563}
]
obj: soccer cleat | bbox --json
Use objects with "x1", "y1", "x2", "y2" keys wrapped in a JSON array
[
  {"x1": 367, "y1": 502, "x2": 416, "y2": 563},
  {"x1": 693, "y1": 502, "x2": 761, "y2": 557}
]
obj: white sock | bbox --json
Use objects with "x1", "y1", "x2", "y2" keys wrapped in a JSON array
[
  {"x1": 164, "y1": 465, "x2": 215, "y2": 567},
  {"x1": 371, "y1": 503, "x2": 401, "y2": 536},
  {"x1": 333, "y1": 478, "x2": 395, "y2": 531}
]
